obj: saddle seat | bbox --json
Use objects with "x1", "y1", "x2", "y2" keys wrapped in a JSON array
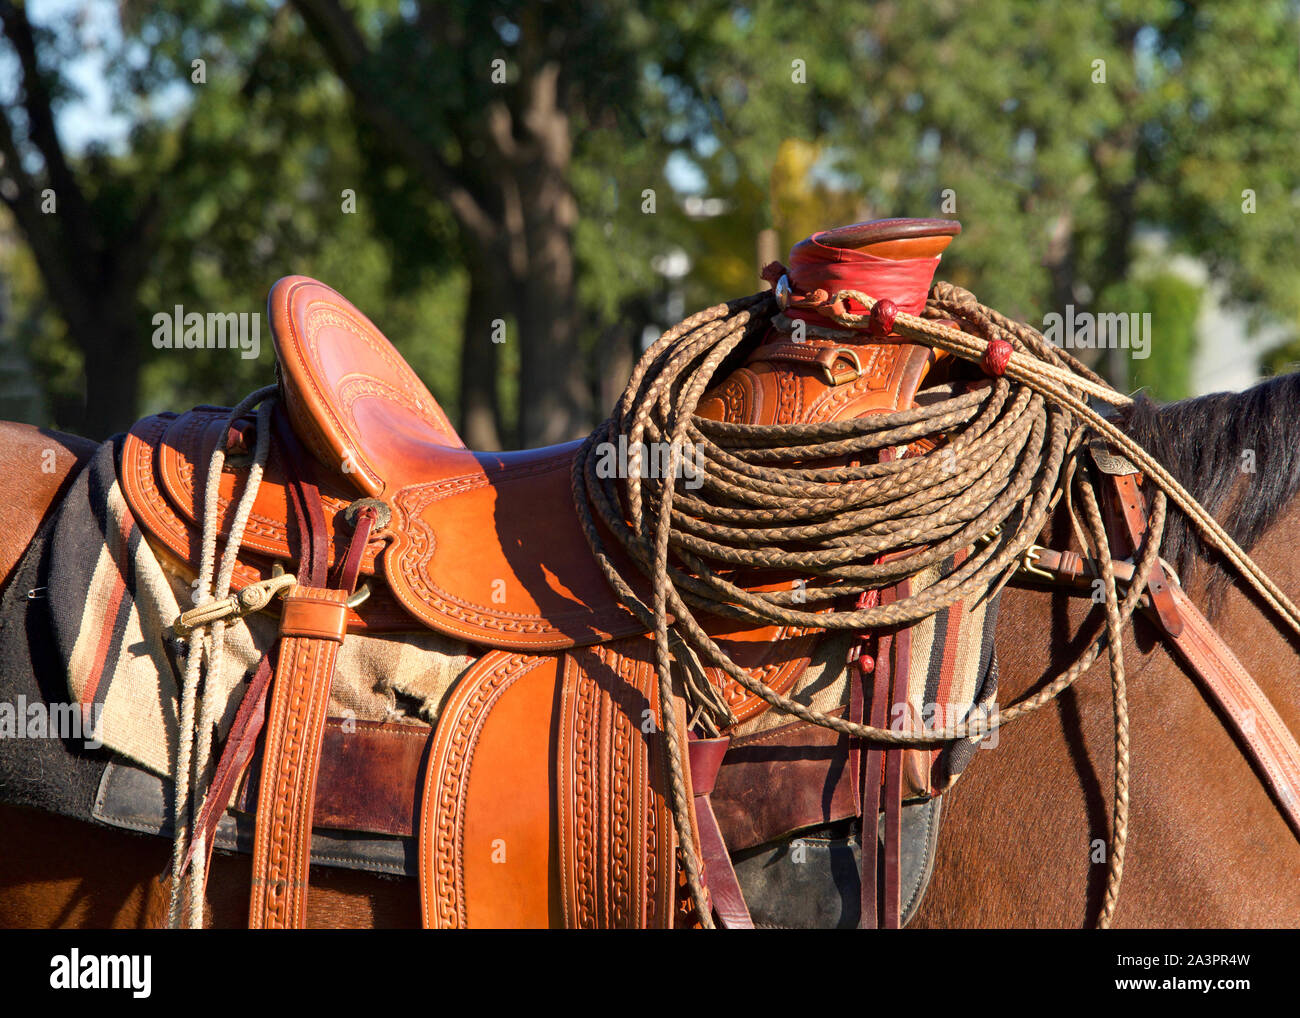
[{"x1": 272, "y1": 273, "x2": 653, "y2": 648}]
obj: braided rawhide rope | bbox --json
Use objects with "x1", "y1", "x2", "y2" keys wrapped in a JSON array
[{"x1": 572, "y1": 279, "x2": 1300, "y2": 929}]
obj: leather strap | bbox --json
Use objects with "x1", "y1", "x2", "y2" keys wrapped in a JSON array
[
  {"x1": 1099, "y1": 472, "x2": 1300, "y2": 842},
  {"x1": 687, "y1": 736, "x2": 753, "y2": 929},
  {"x1": 712, "y1": 710, "x2": 858, "y2": 852},
  {"x1": 180, "y1": 652, "x2": 273, "y2": 880},
  {"x1": 750, "y1": 342, "x2": 865, "y2": 385},
  {"x1": 274, "y1": 406, "x2": 330, "y2": 587},
  {"x1": 1108, "y1": 472, "x2": 1183, "y2": 636},
  {"x1": 1160, "y1": 583, "x2": 1300, "y2": 839},
  {"x1": 248, "y1": 585, "x2": 348, "y2": 928},
  {"x1": 881, "y1": 581, "x2": 910, "y2": 930},
  {"x1": 858, "y1": 628, "x2": 891, "y2": 929},
  {"x1": 330, "y1": 505, "x2": 378, "y2": 593}
]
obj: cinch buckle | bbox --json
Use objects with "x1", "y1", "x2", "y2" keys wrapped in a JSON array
[{"x1": 1018, "y1": 544, "x2": 1057, "y2": 582}]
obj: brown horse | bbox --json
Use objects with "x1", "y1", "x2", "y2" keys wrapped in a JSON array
[{"x1": 1, "y1": 373, "x2": 1299, "y2": 928}]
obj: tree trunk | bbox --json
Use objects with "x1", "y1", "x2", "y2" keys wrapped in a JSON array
[
  {"x1": 514, "y1": 228, "x2": 584, "y2": 447},
  {"x1": 76, "y1": 300, "x2": 142, "y2": 439},
  {"x1": 459, "y1": 255, "x2": 504, "y2": 451},
  {"x1": 512, "y1": 104, "x2": 585, "y2": 446}
]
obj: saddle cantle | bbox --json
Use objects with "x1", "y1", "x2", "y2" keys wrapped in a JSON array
[
  {"x1": 272, "y1": 275, "x2": 640, "y2": 648},
  {"x1": 116, "y1": 217, "x2": 968, "y2": 928}
]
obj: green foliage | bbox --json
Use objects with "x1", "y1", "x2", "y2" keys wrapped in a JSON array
[
  {"x1": 4, "y1": 0, "x2": 1300, "y2": 430},
  {"x1": 1260, "y1": 334, "x2": 1300, "y2": 379},
  {"x1": 1101, "y1": 271, "x2": 1202, "y2": 401},
  {"x1": 630, "y1": 0, "x2": 1300, "y2": 383}
]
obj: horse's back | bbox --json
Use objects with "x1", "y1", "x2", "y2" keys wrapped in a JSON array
[{"x1": 0, "y1": 422, "x2": 98, "y2": 588}]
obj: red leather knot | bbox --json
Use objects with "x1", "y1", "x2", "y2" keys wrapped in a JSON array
[
  {"x1": 846, "y1": 586, "x2": 880, "y2": 677},
  {"x1": 846, "y1": 639, "x2": 877, "y2": 676},
  {"x1": 760, "y1": 261, "x2": 788, "y2": 287},
  {"x1": 867, "y1": 298, "x2": 898, "y2": 337},
  {"x1": 982, "y1": 337, "x2": 1013, "y2": 376}
]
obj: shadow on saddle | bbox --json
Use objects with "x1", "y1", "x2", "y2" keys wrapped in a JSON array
[{"x1": 114, "y1": 217, "x2": 984, "y2": 929}]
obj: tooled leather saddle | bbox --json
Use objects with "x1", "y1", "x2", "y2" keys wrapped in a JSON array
[{"x1": 119, "y1": 217, "x2": 964, "y2": 928}]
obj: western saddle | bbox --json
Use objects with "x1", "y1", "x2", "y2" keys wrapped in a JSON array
[{"x1": 120, "y1": 217, "x2": 969, "y2": 928}]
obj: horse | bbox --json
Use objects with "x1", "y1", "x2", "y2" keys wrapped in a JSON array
[{"x1": 1, "y1": 221, "x2": 1298, "y2": 929}]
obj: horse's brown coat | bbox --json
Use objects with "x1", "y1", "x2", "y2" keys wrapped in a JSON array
[
  {"x1": 911, "y1": 500, "x2": 1300, "y2": 927},
  {"x1": 0, "y1": 423, "x2": 97, "y2": 588}
]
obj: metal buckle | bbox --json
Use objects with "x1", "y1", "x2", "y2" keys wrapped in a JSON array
[
  {"x1": 820, "y1": 347, "x2": 863, "y2": 386},
  {"x1": 343, "y1": 498, "x2": 392, "y2": 533},
  {"x1": 1018, "y1": 544, "x2": 1057, "y2": 581}
]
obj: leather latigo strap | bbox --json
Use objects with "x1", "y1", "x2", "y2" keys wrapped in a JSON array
[
  {"x1": 882, "y1": 583, "x2": 909, "y2": 931},
  {"x1": 688, "y1": 736, "x2": 753, "y2": 929},
  {"x1": 249, "y1": 585, "x2": 349, "y2": 929},
  {"x1": 856, "y1": 580, "x2": 909, "y2": 931},
  {"x1": 1106, "y1": 473, "x2": 1183, "y2": 636},
  {"x1": 858, "y1": 623, "x2": 891, "y2": 929},
  {"x1": 1104, "y1": 472, "x2": 1300, "y2": 841}
]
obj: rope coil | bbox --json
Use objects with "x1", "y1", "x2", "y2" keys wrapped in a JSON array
[{"x1": 569, "y1": 276, "x2": 1279, "y2": 928}]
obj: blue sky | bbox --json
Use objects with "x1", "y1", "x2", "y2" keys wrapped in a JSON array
[{"x1": 10, "y1": 0, "x2": 133, "y2": 154}]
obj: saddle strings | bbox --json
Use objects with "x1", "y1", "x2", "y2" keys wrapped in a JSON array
[
  {"x1": 170, "y1": 385, "x2": 278, "y2": 929},
  {"x1": 572, "y1": 279, "x2": 1294, "y2": 929}
]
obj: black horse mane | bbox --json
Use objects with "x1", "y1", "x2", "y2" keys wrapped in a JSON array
[{"x1": 1115, "y1": 371, "x2": 1300, "y2": 594}]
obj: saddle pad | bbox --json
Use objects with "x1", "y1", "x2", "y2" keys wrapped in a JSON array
[
  {"x1": 893, "y1": 547, "x2": 1002, "y2": 798},
  {"x1": 49, "y1": 438, "x2": 475, "y2": 779}
]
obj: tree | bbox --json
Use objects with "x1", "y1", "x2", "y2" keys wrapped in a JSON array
[
  {"x1": 0, "y1": 0, "x2": 163, "y2": 436},
  {"x1": 287, "y1": 0, "x2": 666, "y2": 448},
  {"x1": 0, "y1": 1, "x2": 467, "y2": 435},
  {"x1": 643, "y1": 1, "x2": 1300, "y2": 387}
]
